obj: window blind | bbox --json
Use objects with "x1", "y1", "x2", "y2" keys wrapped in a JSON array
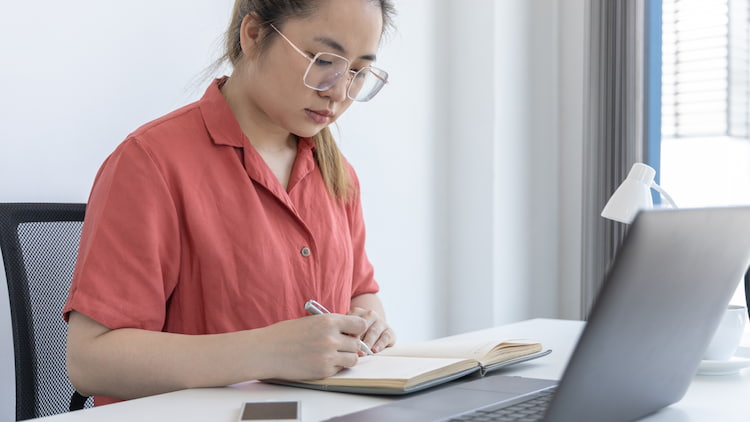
[{"x1": 661, "y1": 0, "x2": 750, "y2": 138}]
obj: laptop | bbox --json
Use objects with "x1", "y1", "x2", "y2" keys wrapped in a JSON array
[{"x1": 327, "y1": 207, "x2": 750, "y2": 422}]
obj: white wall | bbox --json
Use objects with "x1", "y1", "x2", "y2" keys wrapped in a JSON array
[
  {"x1": 344, "y1": 0, "x2": 585, "y2": 337},
  {"x1": 342, "y1": 0, "x2": 582, "y2": 336},
  {"x1": 0, "y1": 1, "x2": 587, "y2": 419},
  {"x1": 336, "y1": 1, "x2": 442, "y2": 341},
  {"x1": 0, "y1": 1, "x2": 235, "y2": 202}
]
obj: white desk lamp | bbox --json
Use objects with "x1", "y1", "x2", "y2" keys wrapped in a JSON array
[
  {"x1": 601, "y1": 164, "x2": 746, "y2": 361},
  {"x1": 601, "y1": 162, "x2": 678, "y2": 224}
]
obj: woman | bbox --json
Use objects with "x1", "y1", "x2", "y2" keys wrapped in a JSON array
[{"x1": 64, "y1": 0, "x2": 396, "y2": 405}]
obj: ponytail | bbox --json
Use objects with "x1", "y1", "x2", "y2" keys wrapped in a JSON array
[{"x1": 313, "y1": 127, "x2": 353, "y2": 202}]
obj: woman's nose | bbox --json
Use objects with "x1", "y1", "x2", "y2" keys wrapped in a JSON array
[{"x1": 319, "y1": 73, "x2": 351, "y2": 102}]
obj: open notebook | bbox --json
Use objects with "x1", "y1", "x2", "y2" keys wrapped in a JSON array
[{"x1": 267, "y1": 334, "x2": 549, "y2": 394}]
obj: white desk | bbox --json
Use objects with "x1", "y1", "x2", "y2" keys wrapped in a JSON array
[{"x1": 30, "y1": 319, "x2": 750, "y2": 422}]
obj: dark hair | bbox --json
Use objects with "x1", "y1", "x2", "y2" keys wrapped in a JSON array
[
  {"x1": 219, "y1": 0, "x2": 396, "y2": 201},
  {"x1": 222, "y1": 0, "x2": 395, "y2": 66}
]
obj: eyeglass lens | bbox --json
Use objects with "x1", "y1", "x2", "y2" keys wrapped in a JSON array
[{"x1": 304, "y1": 53, "x2": 388, "y2": 102}]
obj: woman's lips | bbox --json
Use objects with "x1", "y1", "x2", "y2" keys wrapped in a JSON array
[{"x1": 305, "y1": 108, "x2": 333, "y2": 124}]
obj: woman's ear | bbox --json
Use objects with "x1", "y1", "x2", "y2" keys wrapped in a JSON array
[{"x1": 239, "y1": 12, "x2": 264, "y2": 57}]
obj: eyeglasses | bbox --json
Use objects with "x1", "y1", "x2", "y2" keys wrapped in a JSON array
[{"x1": 270, "y1": 24, "x2": 388, "y2": 102}]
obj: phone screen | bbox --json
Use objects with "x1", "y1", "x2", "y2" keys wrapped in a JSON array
[{"x1": 239, "y1": 401, "x2": 300, "y2": 421}]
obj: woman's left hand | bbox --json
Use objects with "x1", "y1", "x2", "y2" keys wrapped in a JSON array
[{"x1": 348, "y1": 307, "x2": 396, "y2": 354}]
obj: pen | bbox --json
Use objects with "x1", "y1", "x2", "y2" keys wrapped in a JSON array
[{"x1": 304, "y1": 299, "x2": 374, "y2": 355}]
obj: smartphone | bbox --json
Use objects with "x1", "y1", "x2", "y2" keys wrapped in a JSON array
[{"x1": 238, "y1": 401, "x2": 301, "y2": 421}]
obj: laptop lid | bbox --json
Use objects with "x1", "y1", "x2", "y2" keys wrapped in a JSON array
[{"x1": 544, "y1": 206, "x2": 750, "y2": 421}]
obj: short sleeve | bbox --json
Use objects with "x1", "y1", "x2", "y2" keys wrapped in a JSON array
[{"x1": 64, "y1": 137, "x2": 180, "y2": 331}]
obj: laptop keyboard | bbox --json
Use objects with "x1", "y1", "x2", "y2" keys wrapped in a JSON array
[{"x1": 447, "y1": 388, "x2": 556, "y2": 422}]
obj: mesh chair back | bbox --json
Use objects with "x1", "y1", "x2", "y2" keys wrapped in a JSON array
[{"x1": 0, "y1": 203, "x2": 91, "y2": 420}]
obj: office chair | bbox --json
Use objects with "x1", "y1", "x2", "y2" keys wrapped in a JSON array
[{"x1": 0, "y1": 203, "x2": 91, "y2": 420}]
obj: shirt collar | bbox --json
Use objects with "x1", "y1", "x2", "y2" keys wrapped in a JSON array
[
  {"x1": 199, "y1": 76, "x2": 316, "y2": 151},
  {"x1": 199, "y1": 76, "x2": 245, "y2": 148}
]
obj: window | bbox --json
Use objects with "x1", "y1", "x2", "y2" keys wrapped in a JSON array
[{"x1": 660, "y1": 0, "x2": 750, "y2": 309}]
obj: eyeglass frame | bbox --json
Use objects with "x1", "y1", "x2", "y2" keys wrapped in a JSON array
[{"x1": 269, "y1": 24, "x2": 388, "y2": 102}]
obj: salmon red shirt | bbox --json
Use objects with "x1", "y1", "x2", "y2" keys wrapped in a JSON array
[{"x1": 63, "y1": 78, "x2": 379, "y2": 403}]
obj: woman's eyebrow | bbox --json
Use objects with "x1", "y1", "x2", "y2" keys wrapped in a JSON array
[{"x1": 314, "y1": 36, "x2": 377, "y2": 61}]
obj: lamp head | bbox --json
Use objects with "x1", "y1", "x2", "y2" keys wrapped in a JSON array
[{"x1": 601, "y1": 163, "x2": 656, "y2": 224}]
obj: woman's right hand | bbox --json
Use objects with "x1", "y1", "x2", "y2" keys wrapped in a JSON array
[
  {"x1": 65, "y1": 311, "x2": 369, "y2": 400},
  {"x1": 255, "y1": 313, "x2": 369, "y2": 381}
]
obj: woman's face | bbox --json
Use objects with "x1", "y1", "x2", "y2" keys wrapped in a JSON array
[{"x1": 239, "y1": 0, "x2": 384, "y2": 138}]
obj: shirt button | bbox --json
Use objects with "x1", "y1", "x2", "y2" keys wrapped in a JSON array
[{"x1": 300, "y1": 247, "x2": 311, "y2": 257}]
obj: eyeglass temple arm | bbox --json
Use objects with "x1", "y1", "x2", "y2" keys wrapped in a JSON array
[
  {"x1": 269, "y1": 24, "x2": 311, "y2": 62},
  {"x1": 370, "y1": 70, "x2": 388, "y2": 83}
]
